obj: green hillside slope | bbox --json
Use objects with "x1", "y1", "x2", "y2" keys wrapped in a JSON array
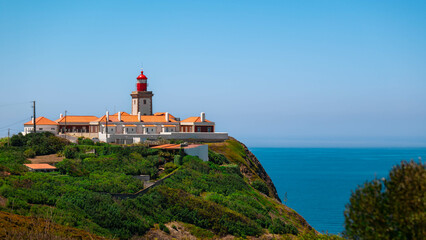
[{"x1": 0, "y1": 133, "x2": 341, "y2": 239}]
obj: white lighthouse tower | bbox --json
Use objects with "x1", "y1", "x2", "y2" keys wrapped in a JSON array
[{"x1": 131, "y1": 70, "x2": 154, "y2": 115}]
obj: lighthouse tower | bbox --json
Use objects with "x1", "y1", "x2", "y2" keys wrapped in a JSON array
[{"x1": 131, "y1": 70, "x2": 154, "y2": 115}]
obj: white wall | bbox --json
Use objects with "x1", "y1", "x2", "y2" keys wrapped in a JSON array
[
  {"x1": 98, "y1": 132, "x2": 228, "y2": 143},
  {"x1": 24, "y1": 125, "x2": 58, "y2": 135},
  {"x1": 184, "y1": 145, "x2": 208, "y2": 161}
]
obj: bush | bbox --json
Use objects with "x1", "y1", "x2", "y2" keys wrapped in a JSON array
[
  {"x1": 208, "y1": 150, "x2": 229, "y2": 165},
  {"x1": 344, "y1": 160, "x2": 426, "y2": 239},
  {"x1": 159, "y1": 223, "x2": 170, "y2": 234},
  {"x1": 23, "y1": 148, "x2": 36, "y2": 158},
  {"x1": 164, "y1": 162, "x2": 178, "y2": 174},
  {"x1": 174, "y1": 155, "x2": 183, "y2": 165},
  {"x1": 269, "y1": 219, "x2": 298, "y2": 235},
  {"x1": 56, "y1": 159, "x2": 88, "y2": 177},
  {"x1": 251, "y1": 179, "x2": 269, "y2": 196},
  {"x1": 77, "y1": 137, "x2": 94, "y2": 145},
  {"x1": 63, "y1": 146, "x2": 80, "y2": 159},
  {"x1": 10, "y1": 132, "x2": 69, "y2": 155},
  {"x1": 0, "y1": 148, "x2": 29, "y2": 174}
]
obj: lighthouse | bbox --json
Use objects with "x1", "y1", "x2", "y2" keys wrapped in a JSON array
[{"x1": 131, "y1": 70, "x2": 154, "y2": 115}]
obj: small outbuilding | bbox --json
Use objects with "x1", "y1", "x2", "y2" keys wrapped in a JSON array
[{"x1": 24, "y1": 164, "x2": 57, "y2": 172}]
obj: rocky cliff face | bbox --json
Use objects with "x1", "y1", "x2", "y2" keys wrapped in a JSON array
[
  {"x1": 232, "y1": 138, "x2": 282, "y2": 202},
  {"x1": 208, "y1": 137, "x2": 316, "y2": 233},
  {"x1": 209, "y1": 137, "x2": 282, "y2": 202}
]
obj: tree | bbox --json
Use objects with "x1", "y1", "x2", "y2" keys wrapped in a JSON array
[{"x1": 344, "y1": 160, "x2": 425, "y2": 239}]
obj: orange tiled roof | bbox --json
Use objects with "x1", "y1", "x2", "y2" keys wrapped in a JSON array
[
  {"x1": 112, "y1": 112, "x2": 130, "y2": 116},
  {"x1": 143, "y1": 125, "x2": 157, "y2": 127},
  {"x1": 151, "y1": 144, "x2": 203, "y2": 150},
  {"x1": 151, "y1": 144, "x2": 181, "y2": 149},
  {"x1": 24, "y1": 164, "x2": 57, "y2": 170},
  {"x1": 162, "y1": 125, "x2": 177, "y2": 127},
  {"x1": 124, "y1": 124, "x2": 137, "y2": 127},
  {"x1": 24, "y1": 117, "x2": 58, "y2": 125},
  {"x1": 181, "y1": 117, "x2": 212, "y2": 123},
  {"x1": 56, "y1": 116, "x2": 98, "y2": 123},
  {"x1": 154, "y1": 112, "x2": 176, "y2": 119}
]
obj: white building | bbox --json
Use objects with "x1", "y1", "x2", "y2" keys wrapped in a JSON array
[
  {"x1": 23, "y1": 117, "x2": 58, "y2": 135},
  {"x1": 23, "y1": 70, "x2": 228, "y2": 143}
]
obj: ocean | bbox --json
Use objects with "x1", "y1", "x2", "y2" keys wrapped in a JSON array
[{"x1": 249, "y1": 147, "x2": 426, "y2": 234}]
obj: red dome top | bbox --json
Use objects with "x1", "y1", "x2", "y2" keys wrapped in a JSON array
[{"x1": 137, "y1": 71, "x2": 148, "y2": 80}]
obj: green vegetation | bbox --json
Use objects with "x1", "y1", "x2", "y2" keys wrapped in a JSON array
[
  {"x1": 0, "y1": 147, "x2": 29, "y2": 174},
  {"x1": 0, "y1": 133, "x2": 330, "y2": 239},
  {"x1": 344, "y1": 160, "x2": 426, "y2": 240},
  {"x1": 207, "y1": 150, "x2": 229, "y2": 165},
  {"x1": 251, "y1": 179, "x2": 270, "y2": 196},
  {"x1": 10, "y1": 132, "x2": 69, "y2": 156}
]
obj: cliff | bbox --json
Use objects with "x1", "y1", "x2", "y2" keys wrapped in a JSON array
[
  {"x1": 0, "y1": 133, "x2": 333, "y2": 239},
  {"x1": 209, "y1": 137, "x2": 281, "y2": 202}
]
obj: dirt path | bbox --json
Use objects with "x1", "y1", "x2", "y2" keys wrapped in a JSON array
[{"x1": 28, "y1": 154, "x2": 64, "y2": 164}]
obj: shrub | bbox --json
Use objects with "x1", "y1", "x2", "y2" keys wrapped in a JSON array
[
  {"x1": 251, "y1": 180, "x2": 269, "y2": 196},
  {"x1": 269, "y1": 219, "x2": 298, "y2": 235},
  {"x1": 10, "y1": 132, "x2": 69, "y2": 155},
  {"x1": 56, "y1": 159, "x2": 88, "y2": 177},
  {"x1": 164, "y1": 162, "x2": 178, "y2": 174},
  {"x1": 77, "y1": 137, "x2": 94, "y2": 145},
  {"x1": 159, "y1": 223, "x2": 170, "y2": 234},
  {"x1": 0, "y1": 148, "x2": 29, "y2": 174},
  {"x1": 10, "y1": 133, "x2": 25, "y2": 147},
  {"x1": 63, "y1": 146, "x2": 80, "y2": 159},
  {"x1": 208, "y1": 150, "x2": 229, "y2": 165},
  {"x1": 23, "y1": 148, "x2": 36, "y2": 158},
  {"x1": 174, "y1": 155, "x2": 183, "y2": 165},
  {"x1": 344, "y1": 160, "x2": 426, "y2": 240}
]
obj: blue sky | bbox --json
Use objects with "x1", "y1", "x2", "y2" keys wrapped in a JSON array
[{"x1": 1, "y1": 0, "x2": 425, "y2": 147}]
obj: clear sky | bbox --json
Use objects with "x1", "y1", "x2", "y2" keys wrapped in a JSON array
[{"x1": 1, "y1": 0, "x2": 425, "y2": 147}]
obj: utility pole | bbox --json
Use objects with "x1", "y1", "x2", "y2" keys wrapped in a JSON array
[
  {"x1": 32, "y1": 101, "x2": 36, "y2": 133},
  {"x1": 105, "y1": 111, "x2": 108, "y2": 143},
  {"x1": 64, "y1": 110, "x2": 67, "y2": 140},
  {"x1": 7, "y1": 128, "x2": 10, "y2": 147}
]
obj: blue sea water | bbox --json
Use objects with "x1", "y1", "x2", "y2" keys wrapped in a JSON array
[{"x1": 249, "y1": 147, "x2": 426, "y2": 234}]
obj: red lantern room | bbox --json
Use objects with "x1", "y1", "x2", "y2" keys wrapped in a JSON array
[{"x1": 136, "y1": 70, "x2": 148, "y2": 91}]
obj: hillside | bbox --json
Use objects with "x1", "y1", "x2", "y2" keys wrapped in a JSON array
[{"x1": 0, "y1": 133, "x2": 341, "y2": 239}]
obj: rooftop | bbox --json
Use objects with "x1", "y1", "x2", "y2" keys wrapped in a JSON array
[
  {"x1": 56, "y1": 116, "x2": 99, "y2": 123},
  {"x1": 181, "y1": 117, "x2": 212, "y2": 123},
  {"x1": 24, "y1": 117, "x2": 58, "y2": 126},
  {"x1": 24, "y1": 164, "x2": 57, "y2": 170}
]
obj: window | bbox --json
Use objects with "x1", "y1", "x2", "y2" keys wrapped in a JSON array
[
  {"x1": 143, "y1": 100, "x2": 147, "y2": 104},
  {"x1": 39, "y1": 128, "x2": 43, "y2": 130},
  {"x1": 51, "y1": 128, "x2": 55, "y2": 130},
  {"x1": 197, "y1": 127, "x2": 201, "y2": 132},
  {"x1": 207, "y1": 127, "x2": 211, "y2": 132}
]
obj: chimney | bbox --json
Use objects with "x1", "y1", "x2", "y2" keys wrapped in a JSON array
[
  {"x1": 31, "y1": 117, "x2": 34, "y2": 124},
  {"x1": 201, "y1": 112, "x2": 205, "y2": 122},
  {"x1": 118, "y1": 112, "x2": 121, "y2": 121},
  {"x1": 60, "y1": 113, "x2": 63, "y2": 119},
  {"x1": 165, "y1": 112, "x2": 170, "y2": 122},
  {"x1": 106, "y1": 111, "x2": 109, "y2": 122},
  {"x1": 138, "y1": 112, "x2": 141, "y2": 122}
]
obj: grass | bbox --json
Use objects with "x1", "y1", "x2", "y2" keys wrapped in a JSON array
[{"x1": 0, "y1": 211, "x2": 108, "y2": 240}]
